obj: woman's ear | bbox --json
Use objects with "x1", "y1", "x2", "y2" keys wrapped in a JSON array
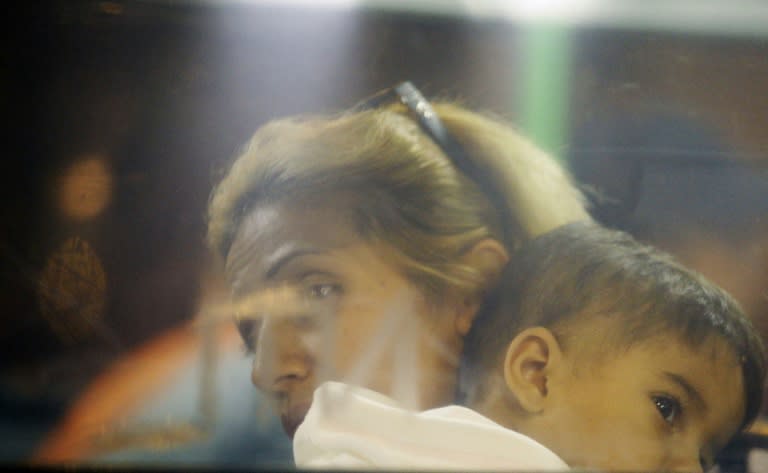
[
  {"x1": 464, "y1": 238, "x2": 509, "y2": 286},
  {"x1": 455, "y1": 238, "x2": 509, "y2": 336},
  {"x1": 502, "y1": 327, "x2": 562, "y2": 413}
]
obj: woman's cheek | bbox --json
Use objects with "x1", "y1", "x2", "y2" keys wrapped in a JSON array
[
  {"x1": 298, "y1": 301, "x2": 367, "y2": 380},
  {"x1": 298, "y1": 318, "x2": 338, "y2": 382},
  {"x1": 331, "y1": 307, "x2": 372, "y2": 373}
]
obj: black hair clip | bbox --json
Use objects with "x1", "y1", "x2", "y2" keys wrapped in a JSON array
[
  {"x1": 354, "y1": 81, "x2": 510, "y2": 240},
  {"x1": 354, "y1": 82, "x2": 480, "y2": 185}
]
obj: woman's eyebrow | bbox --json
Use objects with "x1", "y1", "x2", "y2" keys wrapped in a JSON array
[
  {"x1": 265, "y1": 248, "x2": 325, "y2": 279},
  {"x1": 663, "y1": 371, "x2": 708, "y2": 413}
]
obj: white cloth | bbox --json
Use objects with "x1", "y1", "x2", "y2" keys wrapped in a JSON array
[{"x1": 293, "y1": 381, "x2": 569, "y2": 470}]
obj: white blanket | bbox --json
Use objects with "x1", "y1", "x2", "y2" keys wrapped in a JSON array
[{"x1": 293, "y1": 381, "x2": 569, "y2": 470}]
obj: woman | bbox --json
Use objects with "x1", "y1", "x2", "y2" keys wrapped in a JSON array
[{"x1": 207, "y1": 82, "x2": 589, "y2": 442}]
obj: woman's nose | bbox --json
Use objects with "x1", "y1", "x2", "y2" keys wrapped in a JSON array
[{"x1": 251, "y1": 316, "x2": 312, "y2": 394}]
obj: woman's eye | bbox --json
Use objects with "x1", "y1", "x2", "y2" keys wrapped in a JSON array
[
  {"x1": 306, "y1": 282, "x2": 342, "y2": 299},
  {"x1": 700, "y1": 455, "x2": 713, "y2": 472},
  {"x1": 653, "y1": 395, "x2": 681, "y2": 425},
  {"x1": 237, "y1": 319, "x2": 259, "y2": 354}
]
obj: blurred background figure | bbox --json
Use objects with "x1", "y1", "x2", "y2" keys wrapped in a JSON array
[
  {"x1": 568, "y1": 106, "x2": 768, "y2": 346},
  {"x1": 568, "y1": 107, "x2": 768, "y2": 472}
]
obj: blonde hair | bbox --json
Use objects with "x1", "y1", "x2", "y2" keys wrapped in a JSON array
[{"x1": 207, "y1": 102, "x2": 589, "y2": 300}]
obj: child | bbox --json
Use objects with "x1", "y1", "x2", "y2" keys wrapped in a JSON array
[
  {"x1": 293, "y1": 222, "x2": 765, "y2": 471},
  {"x1": 458, "y1": 221, "x2": 766, "y2": 471}
]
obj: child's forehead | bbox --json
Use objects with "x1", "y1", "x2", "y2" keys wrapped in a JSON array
[
  {"x1": 561, "y1": 317, "x2": 739, "y2": 368},
  {"x1": 630, "y1": 333, "x2": 739, "y2": 366},
  {"x1": 578, "y1": 330, "x2": 743, "y2": 407}
]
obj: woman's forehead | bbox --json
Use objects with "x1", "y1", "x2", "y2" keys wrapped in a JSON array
[
  {"x1": 242, "y1": 197, "x2": 362, "y2": 245},
  {"x1": 224, "y1": 199, "x2": 362, "y2": 291}
]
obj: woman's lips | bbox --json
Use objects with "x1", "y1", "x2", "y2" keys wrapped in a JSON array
[{"x1": 280, "y1": 402, "x2": 311, "y2": 439}]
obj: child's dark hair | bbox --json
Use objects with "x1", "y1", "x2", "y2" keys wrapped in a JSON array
[{"x1": 459, "y1": 221, "x2": 766, "y2": 429}]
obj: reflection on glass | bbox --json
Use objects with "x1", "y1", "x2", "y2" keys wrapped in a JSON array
[{"x1": 3, "y1": 1, "x2": 768, "y2": 471}]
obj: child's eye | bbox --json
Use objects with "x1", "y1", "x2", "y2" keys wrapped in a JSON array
[{"x1": 652, "y1": 394, "x2": 681, "y2": 425}]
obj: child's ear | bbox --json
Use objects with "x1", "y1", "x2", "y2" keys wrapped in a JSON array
[
  {"x1": 502, "y1": 327, "x2": 562, "y2": 413},
  {"x1": 455, "y1": 238, "x2": 509, "y2": 335}
]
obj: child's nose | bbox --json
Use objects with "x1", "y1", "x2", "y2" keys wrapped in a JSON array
[{"x1": 667, "y1": 447, "x2": 704, "y2": 473}]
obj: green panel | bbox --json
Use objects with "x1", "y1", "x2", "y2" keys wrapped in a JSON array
[{"x1": 519, "y1": 24, "x2": 571, "y2": 163}]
